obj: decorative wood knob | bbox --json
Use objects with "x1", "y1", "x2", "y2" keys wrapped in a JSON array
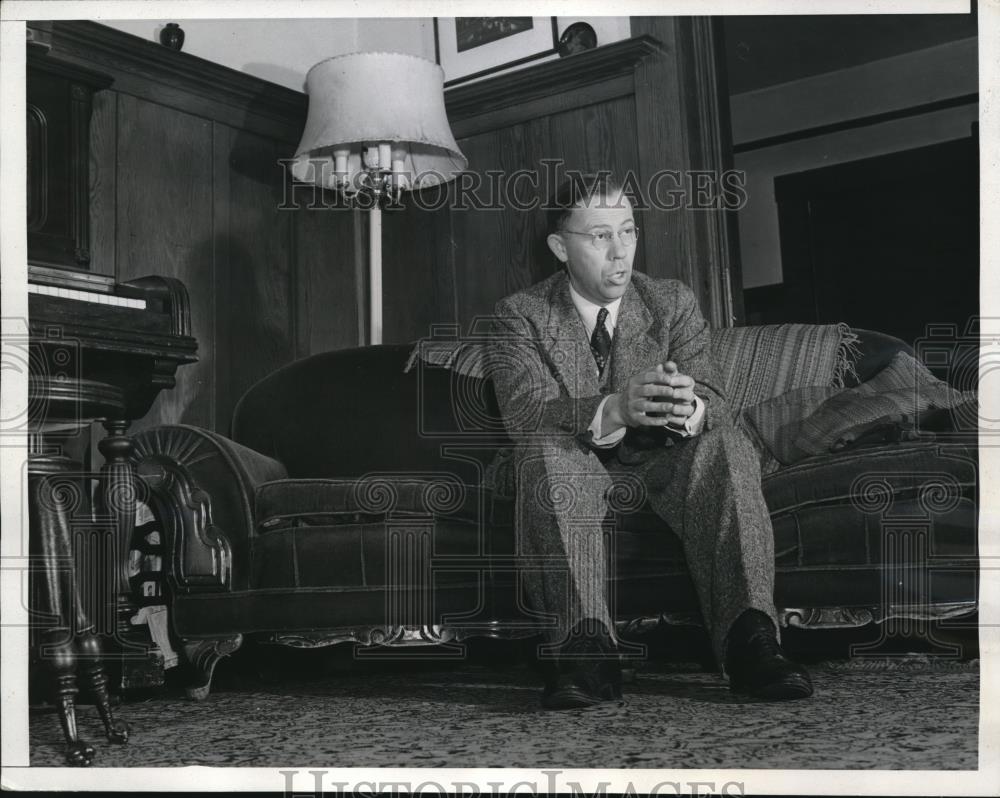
[{"x1": 160, "y1": 23, "x2": 185, "y2": 51}]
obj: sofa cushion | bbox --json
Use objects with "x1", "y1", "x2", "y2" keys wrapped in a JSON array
[
  {"x1": 792, "y1": 352, "x2": 975, "y2": 460},
  {"x1": 250, "y1": 518, "x2": 485, "y2": 592},
  {"x1": 256, "y1": 476, "x2": 484, "y2": 529},
  {"x1": 842, "y1": 329, "x2": 915, "y2": 387},
  {"x1": 760, "y1": 440, "x2": 977, "y2": 517},
  {"x1": 742, "y1": 385, "x2": 843, "y2": 472},
  {"x1": 252, "y1": 477, "x2": 487, "y2": 591}
]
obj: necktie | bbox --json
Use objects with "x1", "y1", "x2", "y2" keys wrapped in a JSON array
[{"x1": 590, "y1": 307, "x2": 612, "y2": 376}]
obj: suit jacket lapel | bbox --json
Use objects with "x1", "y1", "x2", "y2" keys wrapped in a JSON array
[
  {"x1": 609, "y1": 282, "x2": 661, "y2": 392},
  {"x1": 542, "y1": 272, "x2": 600, "y2": 397}
]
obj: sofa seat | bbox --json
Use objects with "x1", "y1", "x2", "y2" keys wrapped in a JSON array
[
  {"x1": 256, "y1": 477, "x2": 484, "y2": 527},
  {"x1": 252, "y1": 477, "x2": 486, "y2": 592},
  {"x1": 593, "y1": 440, "x2": 978, "y2": 615},
  {"x1": 277, "y1": 440, "x2": 975, "y2": 622}
]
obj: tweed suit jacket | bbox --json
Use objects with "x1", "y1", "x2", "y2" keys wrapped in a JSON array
[{"x1": 490, "y1": 270, "x2": 730, "y2": 454}]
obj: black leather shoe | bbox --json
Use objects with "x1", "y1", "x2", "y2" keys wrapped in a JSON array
[
  {"x1": 725, "y1": 610, "x2": 813, "y2": 700},
  {"x1": 541, "y1": 621, "x2": 623, "y2": 710}
]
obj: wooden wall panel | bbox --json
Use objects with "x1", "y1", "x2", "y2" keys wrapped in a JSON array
[
  {"x1": 222, "y1": 130, "x2": 296, "y2": 422},
  {"x1": 88, "y1": 89, "x2": 116, "y2": 277},
  {"x1": 547, "y1": 98, "x2": 637, "y2": 178},
  {"x1": 444, "y1": 117, "x2": 564, "y2": 331},
  {"x1": 115, "y1": 95, "x2": 215, "y2": 431},
  {"x1": 494, "y1": 118, "x2": 553, "y2": 299},
  {"x1": 631, "y1": 16, "x2": 742, "y2": 325},
  {"x1": 428, "y1": 199, "x2": 459, "y2": 334},
  {"x1": 212, "y1": 122, "x2": 233, "y2": 433},
  {"x1": 381, "y1": 195, "x2": 447, "y2": 343},
  {"x1": 294, "y1": 202, "x2": 362, "y2": 356},
  {"x1": 449, "y1": 131, "x2": 508, "y2": 331},
  {"x1": 631, "y1": 17, "x2": 690, "y2": 288}
]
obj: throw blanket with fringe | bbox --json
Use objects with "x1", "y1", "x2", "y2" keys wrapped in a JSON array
[
  {"x1": 792, "y1": 350, "x2": 975, "y2": 457},
  {"x1": 404, "y1": 322, "x2": 858, "y2": 418},
  {"x1": 710, "y1": 323, "x2": 858, "y2": 417},
  {"x1": 744, "y1": 350, "x2": 976, "y2": 470}
]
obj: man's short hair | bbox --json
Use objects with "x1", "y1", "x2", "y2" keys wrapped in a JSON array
[{"x1": 546, "y1": 172, "x2": 624, "y2": 233}]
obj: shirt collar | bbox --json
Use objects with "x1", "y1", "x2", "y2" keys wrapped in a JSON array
[{"x1": 567, "y1": 280, "x2": 622, "y2": 338}]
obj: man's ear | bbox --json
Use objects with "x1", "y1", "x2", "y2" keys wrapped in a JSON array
[{"x1": 546, "y1": 232, "x2": 568, "y2": 263}]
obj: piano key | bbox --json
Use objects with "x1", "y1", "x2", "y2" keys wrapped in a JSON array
[{"x1": 28, "y1": 282, "x2": 146, "y2": 310}]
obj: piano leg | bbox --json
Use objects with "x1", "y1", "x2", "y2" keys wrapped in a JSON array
[
  {"x1": 99, "y1": 419, "x2": 136, "y2": 605},
  {"x1": 77, "y1": 632, "x2": 132, "y2": 743},
  {"x1": 47, "y1": 639, "x2": 96, "y2": 767},
  {"x1": 99, "y1": 419, "x2": 153, "y2": 687},
  {"x1": 29, "y1": 457, "x2": 97, "y2": 766}
]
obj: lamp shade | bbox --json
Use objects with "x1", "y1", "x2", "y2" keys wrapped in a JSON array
[{"x1": 292, "y1": 51, "x2": 467, "y2": 190}]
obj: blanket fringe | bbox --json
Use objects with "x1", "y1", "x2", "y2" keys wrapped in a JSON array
[
  {"x1": 832, "y1": 323, "x2": 862, "y2": 388},
  {"x1": 403, "y1": 341, "x2": 483, "y2": 376}
]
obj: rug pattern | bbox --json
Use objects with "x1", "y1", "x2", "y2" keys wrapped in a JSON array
[{"x1": 28, "y1": 660, "x2": 978, "y2": 770}]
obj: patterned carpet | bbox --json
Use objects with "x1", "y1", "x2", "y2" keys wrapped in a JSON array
[{"x1": 29, "y1": 654, "x2": 978, "y2": 769}]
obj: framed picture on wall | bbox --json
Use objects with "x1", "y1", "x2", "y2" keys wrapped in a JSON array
[{"x1": 434, "y1": 17, "x2": 559, "y2": 86}]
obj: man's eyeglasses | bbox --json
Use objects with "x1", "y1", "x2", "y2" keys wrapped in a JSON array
[{"x1": 560, "y1": 225, "x2": 640, "y2": 250}]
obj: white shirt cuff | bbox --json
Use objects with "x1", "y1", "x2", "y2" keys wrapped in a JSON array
[
  {"x1": 667, "y1": 394, "x2": 705, "y2": 437},
  {"x1": 588, "y1": 395, "x2": 627, "y2": 447},
  {"x1": 588, "y1": 393, "x2": 706, "y2": 446}
]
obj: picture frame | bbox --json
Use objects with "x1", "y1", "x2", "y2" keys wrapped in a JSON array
[{"x1": 434, "y1": 17, "x2": 559, "y2": 87}]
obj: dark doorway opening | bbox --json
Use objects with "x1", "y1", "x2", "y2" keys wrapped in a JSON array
[{"x1": 746, "y1": 135, "x2": 978, "y2": 352}]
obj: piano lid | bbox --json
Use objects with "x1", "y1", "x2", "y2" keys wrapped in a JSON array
[{"x1": 30, "y1": 263, "x2": 118, "y2": 293}]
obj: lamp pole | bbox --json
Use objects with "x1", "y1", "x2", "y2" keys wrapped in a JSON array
[
  {"x1": 359, "y1": 142, "x2": 399, "y2": 346},
  {"x1": 369, "y1": 201, "x2": 382, "y2": 345}
]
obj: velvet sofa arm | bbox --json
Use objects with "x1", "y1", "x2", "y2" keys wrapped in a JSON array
[{"x1": 130, "y1": 424, "x2": 288, "y2": 594}]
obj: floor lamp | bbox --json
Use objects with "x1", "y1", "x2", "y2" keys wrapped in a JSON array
[{"x1": 291, "y1": 52, "x2": 467, "y2": 345}]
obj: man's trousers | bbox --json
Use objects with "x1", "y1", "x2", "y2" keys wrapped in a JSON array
[{"x1": 512, "y1": 424, "x2": 778, "y2": 669}]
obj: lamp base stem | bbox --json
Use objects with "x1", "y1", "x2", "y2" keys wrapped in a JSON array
[{"x1": 369, "y1": 204, "x2": 382, "y2": 346}]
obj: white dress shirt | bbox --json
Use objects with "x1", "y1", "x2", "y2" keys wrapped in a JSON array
[{"x1": 567, "y1": 282, "x2": 706, "y2": 447}]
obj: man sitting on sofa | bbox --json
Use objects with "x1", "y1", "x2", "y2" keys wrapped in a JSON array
[{"x1": 489, "y1": 172, "x2": 813, "y2": 710}]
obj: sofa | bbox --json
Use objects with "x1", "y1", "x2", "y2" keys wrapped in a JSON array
[{"x1": 128, "y1": 324, "x2": 979, "y2": 697}]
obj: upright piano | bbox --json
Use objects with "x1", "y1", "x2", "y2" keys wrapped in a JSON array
[{"x1": 27, "y1": 264, "x2": 198, "y2": 766}]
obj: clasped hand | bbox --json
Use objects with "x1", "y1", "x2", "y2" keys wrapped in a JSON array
[{"x1": 609, "y1": 361, "x2": 696, "y2": 429}]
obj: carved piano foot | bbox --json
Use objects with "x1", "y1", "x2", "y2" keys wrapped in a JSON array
[
  {"x1": 76, "y1": 633, "x2": 132, "y2": 745},
  {"x1": 54, "y1": 681, "x2": 95, "y2": 766},
  {"x1": 46, "y1": 642, "x2": 96, "y2": 766},
  {"x1": 180, "y1": 635, "x2": 243, "y2": 701},
  {"x1": 65, "y1": 739, "x2": 97, "y2": 767}
]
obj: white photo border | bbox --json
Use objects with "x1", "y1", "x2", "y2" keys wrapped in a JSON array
[{"x1": 1, "y1": 0, "x2": 996, "y2": 795}]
